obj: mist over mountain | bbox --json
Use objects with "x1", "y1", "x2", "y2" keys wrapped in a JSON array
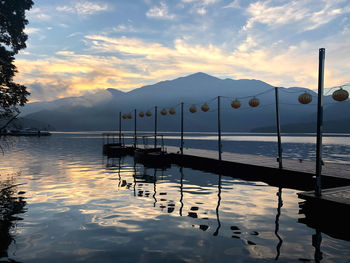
[{"x1": 21, "y1": 72, "x2": 349, "y2": 132}]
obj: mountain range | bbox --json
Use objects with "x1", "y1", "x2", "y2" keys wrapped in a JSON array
[{"x1": 18, "y1": 72, "x2": 350, "y2": 133}]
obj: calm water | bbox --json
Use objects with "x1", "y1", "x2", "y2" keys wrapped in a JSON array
[{"x1": 0, "y1": 132, "x2": 350, "y2": 263}]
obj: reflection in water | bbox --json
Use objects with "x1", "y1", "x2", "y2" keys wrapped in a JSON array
[
  {"x1": 313, "y1": 230, "x2": 323, "y2": 262},
  {"x1": 152, "y1": 169, "x2": 157, "y2": 207},
  {"x1": 213, "y1": 175, "x2": 222, "y2": 236},
  {"x1": 1, "y1": 134, "x2": 350, "y2": 262},
  {"x1": 274, "y1": 187, "x2": 283, "y2": 260},
  {"x1": 0, "y1": 176, "x2": 26, "y2": 262},
  {"x1": 179, "y1": 167, "x2": 184, "y2": 217}
]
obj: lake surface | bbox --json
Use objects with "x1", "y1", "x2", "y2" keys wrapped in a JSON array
[{"x1": 0, "y1": 132, "x2": 350, "y2": 262}]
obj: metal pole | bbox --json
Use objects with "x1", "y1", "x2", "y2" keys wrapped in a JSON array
[
  {"x1": 154, "y1": 106, "x2": 158, "y2": 148},
  {"x1": 119, "y1": 111, "x2": 122, "y2": 144},
  {"x1": 316, "y1": 48, "x2": 325, "y2": 197},
  {"x1": 218, "y1": 96, "x2": 222, "y2": 161},
  {"x1": 181, "y1": 102, "x2": 184, "y2": 155},
  {"x1": 134, "y1": 109, "x2": 137, "y2": 148},
  {"x1": 275, "y1": 87, "x2": 283, "y2": 169}
]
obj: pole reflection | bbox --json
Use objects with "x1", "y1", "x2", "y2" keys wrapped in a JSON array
[
  {"x1": 275, "y1": 187, "x2": 283, "y2": 260},
  {"x1": 213, "y1": 174, "x2": 222, "y2": 236},
  {"x1": 179, "y1": 167, "x2": 184, "y2": 217},
  {"x1": 153, "y1": 168, "x2": 157, "y2": 207},
  {"x1": 313, "y1": 229, "x2": 323, "y2": 262}
]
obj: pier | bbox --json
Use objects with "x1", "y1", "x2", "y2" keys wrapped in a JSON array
[
  {"x1": 103, "y1": 132, "x2": 350, "y2": 241},
  {"x1": 103, "y1": 139, "x2": 350, "y2": 198}
]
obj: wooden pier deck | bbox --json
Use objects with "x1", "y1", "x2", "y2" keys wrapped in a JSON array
[
  {"x1": 104, "y1": 143, "x2": 350, "y2": 205},
  {"x1": 166, "y1": 146, "x2": 350, "y2": 181},
  {"x1": 163, "y1": 146, "x2": 350, "y2": 189}
]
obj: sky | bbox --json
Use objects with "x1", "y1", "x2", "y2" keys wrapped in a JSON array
[{"x1": 14, "y1": 0, "x2": 350, "y2": 102}]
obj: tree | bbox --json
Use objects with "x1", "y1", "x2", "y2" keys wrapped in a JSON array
[{"x1": 0, "y1": 0, "x2": 33, "y2": 123}]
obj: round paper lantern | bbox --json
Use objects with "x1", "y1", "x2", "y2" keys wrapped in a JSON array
[
  {"x1": 122, "y1": 114, "x2": 128, "y2": 119},
  {"x1": 146, "y1": 111, "x2": 152, "y2": 117},
  {"x1": 160, "y1": 108, "x2": 167, "y2": 115},
  {"x1": 169, "y1": 108, "x2": 176, "y2": 115},
  {"x1": 189, "y1": 105, "x2": 197, "y2": 113},
  {"x1": 139, "y1": 112, "x2": 144, "y2": 118},
  {"x1": 332, "y1": 88, "x2": 349, "y2": 102},
  {"x1": 127, "y1": 114, "x2": 132, "y2": 119},
  {"x1": 231, "y1": 99, "x2": 241, "y2": 109},
  {"x1": 298, "y1": 92, "x2": 312, "y2": 104},
  {"x1": 201, "y1": 103, "x2": 210, "y2": 112},
  {"x1": 249, "y1": 97, "x2": 260, "y2": 107}
]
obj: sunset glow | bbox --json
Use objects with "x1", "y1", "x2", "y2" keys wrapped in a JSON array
[{"x1": 15, "y1": 0, "x2": 350, "y2": 101}]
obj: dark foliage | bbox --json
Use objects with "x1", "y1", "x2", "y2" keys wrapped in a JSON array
[
  {"x1": 0, "y1": 177, "x2": 26, "y2": 261},
  {"x1": 0, "y1": 0, "x2": 33, "y2": 119}
]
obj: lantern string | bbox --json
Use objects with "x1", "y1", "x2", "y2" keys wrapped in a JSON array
[
  {"x1": 221, "y1": 87, "x2": 275, "y2": 100},
  {"x1": 119, "y1": 82, "x2": 350, "y2": 117}
]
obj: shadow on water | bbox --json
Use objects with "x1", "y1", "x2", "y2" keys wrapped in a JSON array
[{"x1": 0, "y1": 175, "x2": 26, "y2": 263}]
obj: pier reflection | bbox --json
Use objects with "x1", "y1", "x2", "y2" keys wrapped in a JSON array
[{"x1": 101, "y1": 156, "x2": 337, "y2": 261}]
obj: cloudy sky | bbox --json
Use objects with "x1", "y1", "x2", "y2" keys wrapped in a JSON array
[{"x1": 15, "y1": 0, "x2": 350, "y2": 102}]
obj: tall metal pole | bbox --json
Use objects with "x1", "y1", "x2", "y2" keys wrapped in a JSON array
[
  {"x1": 154, "y1": 106, "x2": 158, "y2": 148},
  {"x1": 119, "y1": 111, "x2": 122, "y2": 144},
  {"x1": 316, "y1": 48, "x2": 325, "y2": 197},
  {"x1": 275, "y1": 87, "x2": 283, "y2": 169},
  {"x1": 218, "y1": 96, "x2": 222, "y2": 161},
  {"x1": 134, "y1": 109, "x2": 137, "y2": 148},
  {"x1": 181, "y1": 102, "x2": 184, "y2": 155}
]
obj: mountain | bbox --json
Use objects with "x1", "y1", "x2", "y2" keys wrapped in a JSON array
[
  {"x1": 21, "y1": 72, "x2": 350, "y2": 132},
  {"x1": 251, "y1": 118, "x2": 350, "y2": 133}
]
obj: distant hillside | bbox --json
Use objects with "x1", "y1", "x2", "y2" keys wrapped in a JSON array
[
  {"x1": 251, "y1": 118, "x2": 350, "y2": 133},
  {"x1": 21, "y1": 72, "x2": 349, "y2": 132},
  {"x1": 0, "y1": 117, "x2": 52, "y2": 131}
]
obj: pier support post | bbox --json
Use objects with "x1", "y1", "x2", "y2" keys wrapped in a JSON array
[
  {"x1": 134, "y1": 109, "x2": 137, "y2": 148},
  {"x1": 119, "y1": 111, "x2": 122, "y2": 144},
  {"x1": 218, "y1": 96, "x2": 222, "y2": 161},
  {"x1": 275, "y1": 87, "x2": 283, "y2": 169},
  {"x1": 181, "y1": 102, "x2": 184, "y2": 155},
  {"x1": 154, "y1": 106, "x2": 158, "y2": 148},
  {"x1": 316, "y1": 48, "x2": 325, "y2": 197}
]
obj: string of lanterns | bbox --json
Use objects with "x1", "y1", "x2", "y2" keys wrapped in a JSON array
[{"x1": 121, "y1": 86, "x2": 349, "y2": 118}]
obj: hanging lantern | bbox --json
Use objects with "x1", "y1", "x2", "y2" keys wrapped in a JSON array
[
  {"x1": 139, "y1": 112, "x2": 145, "y2": 118},
  {"x1": 231, "y1": 99, "x2": 241, "y2": 109},
  {"x1": 201, "y1": 103, "x2": 210, "y2": 112},
  {"x1": 160, "y1": 108, "x2": 167, "y2": 115},
  {"x1": 127, "y1": 114, "x2": 132, "y2": 119},
  {"x1": 298, "y1": 92, "x2": 312, "y2": 104},
  {"x1": 249, "y1": 97, "x2": 260, "y2": 107},
  {"x1": 332, "y1": 88, "x2": 349, "y2": 102},
  {"x1": 146, "y1": 111, "x2": 152, "y2": 117},
  {"x1": 189, "y1": 105, "x2": 197, "y2": 113},
  {"x1": 122, "y1": 114, "x2": 128, "y2": 119},
  {"x1": 169, "y1": 108, "x2": 176, "y2": 115}
]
